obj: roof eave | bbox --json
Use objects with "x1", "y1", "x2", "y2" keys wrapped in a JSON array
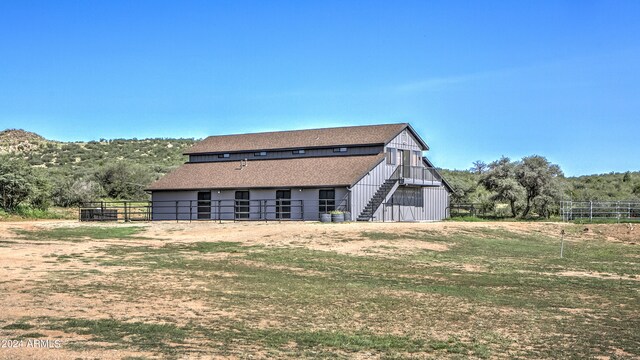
[
  {"x1": 422, "y1": 157, "x2": 454, "y2": 193},
  {"x1": 147, "y1": 184, "x2": 352, "y2": 192},
  {"x1": 182, "y1": 143, "x2": 385, "y2": 156}
]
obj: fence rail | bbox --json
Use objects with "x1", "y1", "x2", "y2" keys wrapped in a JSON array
[
  {"x1": 79, "y1": 199, "x2": 350, "y2": 222},
  {"x1": 450, "y1": 203, "x2": 496, "y2": 218},
  {"x1": 560, "y1": 201, "x2": 640, "y2": 222}
]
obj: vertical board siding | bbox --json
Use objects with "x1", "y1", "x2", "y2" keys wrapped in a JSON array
[
  {"x1": 349, "y1": 159, "x2": 393, "y2": 220},
  {"x1": 380, "y1": 186, "x2": 449, "y2": 221},
  {"x1": 151, "y1": 191, "x2": 198, "y2": 221},
  {"x1": 386, "y1": 129, "x2": 424, "y2": 152}
]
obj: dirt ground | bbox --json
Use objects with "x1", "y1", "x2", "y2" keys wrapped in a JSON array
[{"x1": 0, "y1": 219, "x2": 637, "y2": 359}]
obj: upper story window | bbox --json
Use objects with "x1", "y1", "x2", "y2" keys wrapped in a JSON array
[
  {"x1": 218, "y1": 153, "x2": 230, "y2": 158},
  {"x1": 292, "y1": 149, "x2": 305, "y2": 154},
  {"x1": 413, "y1": 151, "x2": 422, "y2": 166},
  {"x1": 386, "y1": 147, "x2": 396, "y2": 165},
  {"x1": 254, "y1": 151, "x2": 267, "y2": 157},
  {"x1": 333, "y1": 147, "x2": 348, "y2": 153}
]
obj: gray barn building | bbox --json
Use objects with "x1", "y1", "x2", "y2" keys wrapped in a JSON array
[{"x1": 147, "y1": 123, "x2": 452, "y2": 221}]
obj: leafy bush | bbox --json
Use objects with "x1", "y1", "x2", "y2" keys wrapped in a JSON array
[
  {"x1": 0, "y1": 155, "x2": 51, "y2": 211},
  {"x1": 94, "y1": 162, "x2": 153, "y2": 200},
  {"x1": 52, "y1": 178, "x2": 105, "y2": 207}
]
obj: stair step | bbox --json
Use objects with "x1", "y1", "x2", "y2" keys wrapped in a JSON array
[{"x1": 357, "y1": 179, "x2": 398, "y2": 220}]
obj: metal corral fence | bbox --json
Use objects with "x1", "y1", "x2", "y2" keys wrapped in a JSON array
[
  {"x1": 450, "y1": 203, "x2": 491, "y2": 218},
  {"x1": 560, "y1": 201, "x2": 640, "y2": 222},
  {"x1": 449, "y1": 203, "x2": 513, "y2": 218},
  {"x1": 79, "y1": 199, "x2": 349, "y2": 222}
]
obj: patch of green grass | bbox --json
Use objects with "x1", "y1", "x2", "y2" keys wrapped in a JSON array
[
  {"x1": 429, "y1": 337, "x2": 489, "y2": 357},
  {"x1": 14, "y1": 226, "x2": 148, "y2": 242},
  {"x1": 446, "y1": 215, "x2": 487, "y2": 222},
  {"x1": 49, "y1": 318, "x2": 187, "y2": 353},
  {"x1": 360, "y1": 231, "x2": 406, "y2": 240},
  {"x1": 200, "y1": 326, "x2": 427, "y2": 353},
  {"x1": 14, "y1": 332, "x2": 47, "y2": 339},
  {"x1": 44, "y1": 316, "x2": 432, "y2": 356},
  {"x1": 0, "y1": 206, "x2": 74, "y2": 220},
  {"x1": 572, "y1": 218, "x2": 640, "y2": 224},
  {"x1": 96, "y1": 241, "x2": 249, "y2": 269},
  {"x1": 3, "y1": 322, "x2": 35, "y2": 330}
]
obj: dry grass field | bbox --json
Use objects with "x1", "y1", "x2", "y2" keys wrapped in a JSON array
[{"x1": 0, "y1": 220, "x2": 638, "y2": 359}]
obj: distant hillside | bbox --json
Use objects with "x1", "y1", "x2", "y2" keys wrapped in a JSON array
[
  {"x1": 2, "y1": 129, "x2": 639, "y2": 203},
  {"x1": 0, "y1": 129, "x2": 197, "y2": 178},
  {"x1": 565, "y1": 172, "x2": 640, "y2": 201},
  {"x1": 0, "y1": 129, "x2": 48, "y2": 153},
  {"x1": 440, "y1": 168, "x2": 640, "y2": 202}
]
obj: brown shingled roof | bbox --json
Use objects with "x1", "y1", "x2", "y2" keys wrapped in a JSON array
[
  {"x1": 183, "y1": 123, "x2": 409, "y2": 154},
  {"x1": 147, "y1": 155, "x2": 385, "y2": 191}
]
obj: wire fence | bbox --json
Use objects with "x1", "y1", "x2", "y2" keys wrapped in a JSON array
[
  {"x1": 560, "y1": 201, "x2": 640, "y2": 222},
  {"x1": 449, "y1": 203, "x2": 504, "y2": 218},
  {"x1": 79, "y1": 199, "x2": 350, "y2": 222}
]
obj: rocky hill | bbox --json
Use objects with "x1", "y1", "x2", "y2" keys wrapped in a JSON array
[
  {"x1": 0, "y1": 128, "x2": 197, "y2": 176},
  {"x1": 0, "y1": 129, "x2": 49, "y2": 154}
]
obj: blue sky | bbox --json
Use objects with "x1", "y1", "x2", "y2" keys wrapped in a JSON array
[{"x1": 0, "y1": 1, "x2": 638, "y2": 176}]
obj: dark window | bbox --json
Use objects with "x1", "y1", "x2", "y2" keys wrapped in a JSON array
[
  {"x1": 254, "y1": 151, "x2": 267, "y2": 156},
  {"x1": 390, "y1": 188, "x2": 423, "y2": 207},
  {"x1": 413, "y1": 151, "x2": 421, "y2": 166},
  {"x1": 386, "y1": 147, "x2": 396, "y2": 165},
  {"x1": 235, "y1": 191, "x2": 250, "y2": 219},
  {"x1": 218, "y1": 153, "x2": 230, "y2": 158},
  {"x1": 399, "y1": 150, "x2": 411, "y2": 177},
  {"x1": 197, "y1": 191, "x2": 211, "y2": 219},
  {"x1": 333, "y1": 147, "x2": 347, "y2": 153},
  {"x1": 275, "y1": 190, "x2": 291, "y2": 219},
  {"x1": 292, "y1": 149, "x2": 305, "y2": 154},
  {"x1": 319, "y1": 189, "x2": 335, "y2": 213}
]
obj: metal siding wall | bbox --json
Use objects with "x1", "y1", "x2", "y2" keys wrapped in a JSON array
[
  {"x1": 151, "y1": 191, "x2": 198, "y2": 221},
  {"x1": 248, "y1": 189, "x2": 275, "y2": 220},
  {"x1": 292, "y1": 189, "x2": 317, "y2": 221},
  {"x1": 386, "y1": 129, "x2": 424, "y2": 152},
  {"x1": 189, "y1": 146, "x2": 383, "y2": 163},
  {"x1": 208, "y1": 190, "x2": 234, "y2": 220},
  {"x1": 292, "y1": 187, "x2": 349, "y2": 221},
  {"x1": 152, "y1": 187, "x2": 350, "y2": 221},
  {"x1": 424, "y1": 187, "x2": 449, "y2": 221},
  {"x1": 378, "y1": 186, "x2": 450, "y2": 222},
  {"x1": 350, "y1": 159, "x2": 392, "y2": 220}
]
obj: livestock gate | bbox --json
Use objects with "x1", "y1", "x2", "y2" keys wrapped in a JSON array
[{"x1": 560, "y1": 200, "x2": 640, "y2": 222}]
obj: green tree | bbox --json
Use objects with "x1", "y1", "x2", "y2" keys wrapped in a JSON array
[
  {"x1": 470, "y1": 160, "x2": 488, "y2": 174},
  {"x1": 29, "y1": 171, "x2": 52, "y2": 210},
  {"x1": 447, "y1": 175, "x2": 477, "y2": 204},
  {"x1": 479, "y1": 157, "x2": 524, "y2": 217},
  {"x1": 52, "y1": 178, "x2": 105, "y2": 206},
  {"x1": 514, "y1": 156, "x2": 563, "y2": 217},
  {"x1": 94, "y1": 162, "x2": 152, "y2": 199},
  {"x1": 0, "y1": 156, "x2": 50, "y2": 211},
  {"x1": 534, "y1": 178, "x2": 566, "y2": 218}
]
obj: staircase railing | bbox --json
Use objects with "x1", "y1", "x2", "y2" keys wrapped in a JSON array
[
  {"x1": 357, "y1": 166, "x2": 401, "y2": 221},
  {"x1": 389, "y1": 165, "x2": 402, "y2": 180}
]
